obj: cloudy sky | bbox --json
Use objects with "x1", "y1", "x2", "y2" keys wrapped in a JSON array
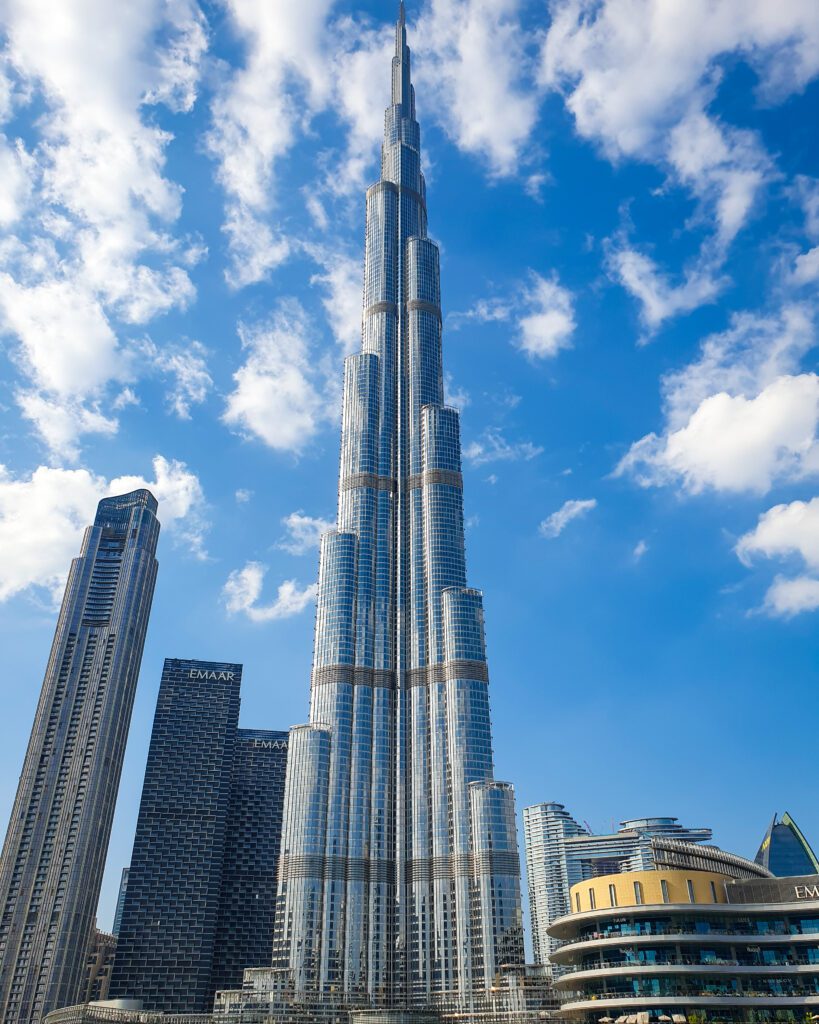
[{"x1": 1, "y1": 0, "x2": 818, "y2": 935}]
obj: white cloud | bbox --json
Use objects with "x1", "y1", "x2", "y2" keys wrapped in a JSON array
[
  {"x1": 450, "y1": 271, "x2": 575, "y2": 359},
  {"x1": 140, "y1": 339, "x2": 213, "y2": 419},
  {"x1": 793, "y1": 247, "x2": 819, "y2": 286},
  {"x1": 278, "y1": 510, "x2": 335, "y2": 555},
  {"x1": 792, "y1": 175, "x2": 819, "y2": 240},
  {"x1": 448, "y1": 297, "x2": 512, "y2": 330},
  {"x1": 0, "y1": 134, "x2": 32, "y2": 225},
  {"x1": 622, "y1": 375, "x2": 819, "y2": 494},
  {"x1": 144, "y1": 0, "x2": 209, "y2": 114},
  {"x1": 633, "y1": 538, "x2": 648, "y2": 560},
  {"x1": 618, "y1": 305, "x2": 819, "y2": 493},
  {"x1": 737, "y1": 499, "x2": 819, "y2": 571},
  {"x1": 761, "y1": 575, "x2": 819, "y2": 618},
  {"x1": 0, "y1": 274, "x2": 126, "y2": 397},
  {"x1": 539, "y1": 497, "x2": 597, "y2": 538},
  {"x1": 223, "y1": 301, "x2": 332, "y2": 453},
  {"x1": 463, "y1": 428, "x2": 543, "y2": 466},
  {"x1": 517, "y1": 273, "x2": 576, "y2": 358},
  {"x1": 223, "y1": 561, "x2": 317, "y2": 623},
  {"x1": 308, "y1": 248, "x2": 362, "y2": 354},
  {"x1": 15, "y1": 392, "x2": 118, "y2": 462},
  {"x1": 607, "y1": 244, "x2": 725, "y2": 333},
  {"x1": 235, "y1": 488, "x2": 253, "y2": 503},
  {"x1": 415, "y1": 0, "x2": 539, "y2": 177},
  {"x1": 541, "y1": 0, "x2": 819, "y2": 319},
  {"x1": 206, "y1": 0, "x2": 332, "y2": 284},
  {"x1": 0, "y1": 0, "x2": 208, "y2": 455},
  {"x1": 0, "y1": 454, "x2": 208, "y2": 601},
  {"x1": 444, "y1": 373, "x2": 470, "y2": 411},
  {"x1": 112, "y1": 387, "x2": 140, "y2": 411},
  {"x1": 540, "y1": 0, "x2": 817, "y2": 198},
  {"x1": 220, "y1": 206, "x2": 290, "y2": 290}
]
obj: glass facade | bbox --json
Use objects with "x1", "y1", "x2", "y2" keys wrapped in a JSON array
[
  {"x1": 109, "y1": 660, "x2": 288, "y2": 1012},
  {"x1": 549, "y1": 870, "x2": 819, "y2": 1022},
  {"x1": 756, "y1": 812, "x2": 819, "y2": 878},
  {"x1": 272, "y1": 6, "x2": 524, "y2": 1011},
  {"x1": 523, "y1": 806, "x2": 717, "y2": 967},
  {"x1": 112, "y1": 869, "x2": 129, "y2": 939},
  {"x1": 0, "y1": 490, "x2": 160, "y2": 1024}
]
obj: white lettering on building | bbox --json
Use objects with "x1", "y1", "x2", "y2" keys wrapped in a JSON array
[
  {"x1": 187, "y1": 669, "x2": 236, "y2": 681},
  {"x1": 794, "y1": 884, "x2": 819, "y2": 899}
]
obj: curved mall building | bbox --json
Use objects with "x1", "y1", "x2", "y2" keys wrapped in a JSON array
[{"x1": 548, "y1": 869, "x2": 819, "y2": 1023}]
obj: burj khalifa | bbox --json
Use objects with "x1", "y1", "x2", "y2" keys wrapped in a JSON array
[{"x1": 270, "y1": 4, "x2": 525, "y2": 1013}]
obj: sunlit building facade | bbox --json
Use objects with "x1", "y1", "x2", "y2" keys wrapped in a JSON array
[
  {"x1": 0, "y1": 490, "x2": 160, "y2": 1024},
  {"x1": 549, "y1": 869, "x2": 819, "y2": 1022},
  {"x1": 260, "y1": 4, "x2": 525, "y2": 1016}
]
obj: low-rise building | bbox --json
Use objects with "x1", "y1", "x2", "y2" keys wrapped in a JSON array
[
  {"x1": 83, "y1": 929, "x2": 116, "y2": 1005},
  {"x1": 548, "y1": 868, "x2": 819, "y2": 1022}
]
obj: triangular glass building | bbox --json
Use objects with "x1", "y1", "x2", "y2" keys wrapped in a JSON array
[
  {"x1": 266, "y1": 4, "x2": 526, "y2": 1017},
  {"x1": 755, "y1": 812, "x2": 819, "y2": 878}
]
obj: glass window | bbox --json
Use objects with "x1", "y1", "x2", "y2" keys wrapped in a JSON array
[
  {"x1": 710, "y1": 880, "x2": 718, "y2": 902},
  {"x1": 634, "y1": 881, "x2": 643, "y2": 905},
  {"x1": 609, "y1": 884, "x2": 617, "y2": 908},
  {"x1": 687, "y1": 879, "x2": 696, "y2": 903},
  {"x1": 660, "y1": 879, "x2": 670, "y2": 904},
  {"x1": 588, "y1": 888, "x2": 596, "y2": 910}
]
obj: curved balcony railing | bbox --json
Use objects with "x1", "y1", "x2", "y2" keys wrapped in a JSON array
[{"x1": 557, "y1": 976, "x2": 819, "y2": 1000}]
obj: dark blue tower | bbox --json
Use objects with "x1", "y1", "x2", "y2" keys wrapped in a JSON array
[
  {"x1": 109, "y1": 659, "x2": 242, "y2": 1012},
  {"x1": 109, "y1": 659, "x2": 289, "y2": 1012},
  {"x1": 211, "y1": 729, "x2": 289, "y2": 995}
]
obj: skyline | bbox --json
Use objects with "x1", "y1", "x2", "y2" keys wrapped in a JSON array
[{"x1": 1, "y1": 0, "x2": 818, "y2": 954}]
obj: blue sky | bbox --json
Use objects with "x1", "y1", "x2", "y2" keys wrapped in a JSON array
[{"x1": 1, "y1": 0, "x2": 818, "y2": 939}]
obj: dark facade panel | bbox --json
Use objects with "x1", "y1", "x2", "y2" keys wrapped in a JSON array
[
  {"x1": 211, "y1": 729, "x2": 288, "y2": 994},
  {"x1": 109, "y1": 662, "x2": 289, "y2": 1013}
]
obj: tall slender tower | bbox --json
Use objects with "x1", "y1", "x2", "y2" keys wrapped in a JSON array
[
  {"x1": 0, "y1": 490, "x2": 160, "y2": 1024},
  {"x1": 273, "y1": 7, "x2": 524, "y2": 1011}
]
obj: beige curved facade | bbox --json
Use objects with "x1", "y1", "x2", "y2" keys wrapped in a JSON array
[{"x1": 568, "y1": 868, "x2": 730, "y2": 916}]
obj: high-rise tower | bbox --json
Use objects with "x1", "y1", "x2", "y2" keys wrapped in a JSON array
[
  {"x1": 0, "y1": 490, "x2": 160, "y2": 1024},
  {"x1": 272, "y1": 7, "x2": 525, "y2": 1012},
  {"x1": 110, "y1": 660, "x2": 289, "y2": 1012}
]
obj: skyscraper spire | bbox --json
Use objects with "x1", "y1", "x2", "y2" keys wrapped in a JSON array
[
  {"x1": 269, "y1": 7, "x2": 525, "y2": 1013},
  {"x1": 392, "y1": 2, "x2": 413, "y2": 117}
]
